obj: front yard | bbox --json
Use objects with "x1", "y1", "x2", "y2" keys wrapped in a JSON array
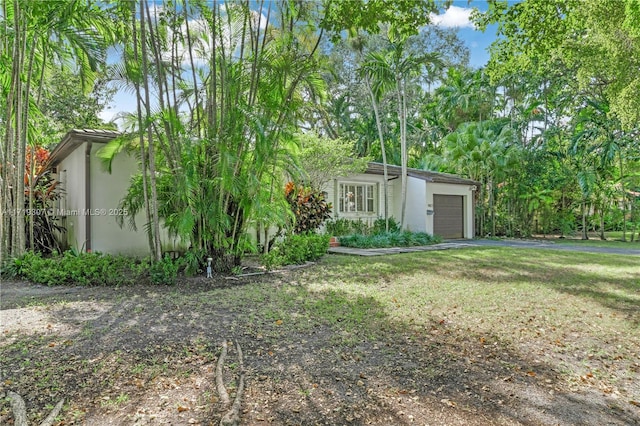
[{"x1": 1, "y1": 247, "x2": 639, "y2": 425}]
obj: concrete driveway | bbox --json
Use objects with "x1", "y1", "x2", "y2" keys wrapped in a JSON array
[
  {"x1": 328, "y1": 239, "x2": 640, "y2": 257},
  {"x1": 456, "y1": 238, "x2": 640, "y2": 256}
]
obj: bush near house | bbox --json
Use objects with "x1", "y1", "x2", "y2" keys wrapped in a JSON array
[
  {"x1": 325, "y1": 217, "x2": 401, "y2": 237},
  {"x1": 339, "y1": 230, "x2": 441, "y2": 248},
  {"x1": 262, "y1": 233, "x2": 330, "y2": 270},
  {"x1": 2, "y1": 251, "x2": 150, "y2": 286},
  {"x1": 285, "y1": 182, "x2": 332, "y2": 234},
  {"x1": 326, "y1": 217, "x2": 440, "y2": 248},
  {"x1": 2, "y1": 250, "x2": 182, "y2": 286}
]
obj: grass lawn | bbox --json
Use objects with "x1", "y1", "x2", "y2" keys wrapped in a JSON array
[{"x1": 1, "y1": 247, "x2": 639, "y2": 425}]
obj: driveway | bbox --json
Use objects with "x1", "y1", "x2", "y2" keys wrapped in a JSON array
[
  {"x1": 328, "y1": 239, "x2": 640, "y2": 256},
  {"x1": 456, "y1": 238, "x2": 640, "y2": 256}
]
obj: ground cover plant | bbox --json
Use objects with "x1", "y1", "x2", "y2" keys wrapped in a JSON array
[
  {"x1": 1, "y1": 247, "x2": 638, "y2": 425},
  {"x1": 338, "y1": 230, "x2": 441, "y2": 248},
  {"x1": 325, "y1": 217, "x2": 441, "y2": 249}
]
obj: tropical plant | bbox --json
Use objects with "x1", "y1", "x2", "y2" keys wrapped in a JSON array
[
  {"x1": 284, "y1": 182, "x2": 333, "y2": 235},
  {"x1": 1, "y1": 0, "x2": 112, "y2": 263}
]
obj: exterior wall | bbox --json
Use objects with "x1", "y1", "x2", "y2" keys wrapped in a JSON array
[
  {"x1": 402, "y1": 177, "x2": 428, "y2": 232},
  {"x1": 426, "y1": 182, "x2": 475, "y2": 239},
  {"x1": 56, "y1": 142, "x2": 177, "y2": 257},
  {"x1": 326, "y1": 173, "x2": 392, "y2": 227},
  {"x1": 90, "y1": 146, "x2": 179, "y2": 256},
  {"x1": 56, "y1": 145, "x2": 86, "y2": 250},
  {"x1": 89, "y1": 146, "x2": 154, "y2": 256}
]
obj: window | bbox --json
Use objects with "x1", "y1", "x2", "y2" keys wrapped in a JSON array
[{"x1": 339, "y1": 183, "x2": 375, "y2": 213}]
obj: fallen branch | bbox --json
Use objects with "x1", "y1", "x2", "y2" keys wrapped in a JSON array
[
  {"x1": 5, "y1": 391, "x2": 64, "y2": 426},
  {"x1": 215, "y1": 341, "x2": 230, "y2": 406},
  {"x1": 7, "y1": 391, "x2": 27, "y2": 426},
  {"x1": 39, "y1": 398, "x2": 65, "y2": 426},
  {"x1": 220, "y1": 341, "x2": 245, "y2": 426}
]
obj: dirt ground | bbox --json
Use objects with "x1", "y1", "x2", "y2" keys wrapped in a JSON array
[{"x1": 1, "y1": 267, "x2": 639, "y2": 426}]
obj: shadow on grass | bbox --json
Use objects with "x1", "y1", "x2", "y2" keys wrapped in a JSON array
[
  {"x1": 321, "y1": 248, "x2": 640, "y2": 323},
  {"x1": 1, "y1": 269, "x2": 638, "y2": 425}
]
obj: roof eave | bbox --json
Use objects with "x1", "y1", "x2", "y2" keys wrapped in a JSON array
[{"x1": 50, "y1": 129, "x2": 121, "y2": 166}]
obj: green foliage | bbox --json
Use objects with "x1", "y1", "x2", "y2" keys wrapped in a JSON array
[
  {"x1": 321, "y1": 0, "x2": 440, "y2": 42},
  {"x1": 325, "y1": 217, "x2": 400, "y2": 236},
  {"x1": 296, "y1": 132, "x2": 370, "y2": 190},
  {"x1": 2, "y1": 251, "x2": 147, "y2": 286},
  {"x1": 107, "y1": 1, "x2": 328, "y2": 271},
  {"x1": 24, "y1": 147, "x2": 66, "y2": 254},
  {"x1": 372, "y1": 217, "x2": 401, "y2": 234},
  {"x1": 149, "y1": 255, "x2": 179, "y2": 285},
  {"x1": 176, "y1": 248, "x2": 208, "y2": 277},
  {"x1": 285, "y1": 183, "x2": 333, "y2": 234},
  {"x1": 262, "y1": 233, "x2": 330, "y2": 269},
  {"x1": 339, "y1": 230, "x2": 440, "y2": 248},
  {"x1": 325, "y1": 218, "x2": 368, "y2": 236}
]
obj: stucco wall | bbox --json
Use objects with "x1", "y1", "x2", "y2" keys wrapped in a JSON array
[
  {"x1": 91, "y1": 146, "x2": 180, "y2": 256},
  {"x1": 402, "y1": 176, "x2": 427, "y2": 232},
  {"x1": 55, "y1": 141, "x2": 178, "y2": 257},
  {"x1": 56, "y1": 145, "x2": 86, "y2": 250},
  {"x1": 426, "y1": 182, "x2": 475, "y2": 239},
  {"x1": 89, "y1": 146, "x2": 153, "y2": 256}
]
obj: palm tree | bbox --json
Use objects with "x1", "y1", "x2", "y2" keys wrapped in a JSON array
[
  {"x1": 361, "y1": 40, "x2": 442, "y2": 228},
  {"x1": 1, "y1": 0, "x2": 111, "y2": 261}
]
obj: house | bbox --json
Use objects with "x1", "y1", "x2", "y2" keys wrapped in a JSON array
[
  {"x1": 49, "y1": 129, "x2": 478, "y2": 256},
  {"x1": 49, "y1": 129, "x2": 175, "y2": 256},
  {"x1": 326, "y1": 163, "x2": 479, "y2": 239}
]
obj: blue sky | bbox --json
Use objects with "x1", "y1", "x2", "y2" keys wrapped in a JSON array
[
  {"x1": 430, "y1": 1, "x2": 499, "y2": 68},
  {"x1": 101, "y1": 1, "x2": 500, "y2": 124}
]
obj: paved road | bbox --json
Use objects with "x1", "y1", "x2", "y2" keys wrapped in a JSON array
[{"x1": 328, "y1": 239, "x2": 640, "y2": 257}]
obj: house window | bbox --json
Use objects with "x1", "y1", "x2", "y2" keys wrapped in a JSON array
[{"x1": 339, "y1": 183, "x2": 376, "y2": 214}]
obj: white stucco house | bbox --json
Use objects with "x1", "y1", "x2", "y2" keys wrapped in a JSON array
[
  {"x1": 326, "y1": 163, "x2": 479, "y2": 239},
  {"x1": 49, "y1": 129, "x2": 478, "y2": 256},
  {"x1": 49, "y1": 129, "x2": 176, "y2": 256}
]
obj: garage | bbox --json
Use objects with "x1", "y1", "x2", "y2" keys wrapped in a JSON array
[{"x1": 433, "y1": 194, "x2": 464, "y2": 239}]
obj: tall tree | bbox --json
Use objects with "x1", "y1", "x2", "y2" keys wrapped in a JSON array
[{"x1": 1, "y1": 0, "x2": 111, "y2": 261}]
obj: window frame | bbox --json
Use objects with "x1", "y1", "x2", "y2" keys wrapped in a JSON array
[{"x1": 338, "y1": 181, "x2": 377, "y2": 215}]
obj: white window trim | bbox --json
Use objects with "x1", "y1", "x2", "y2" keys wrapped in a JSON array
[{"x1": 337, "y1": 181, "x2": 377, "y2": 215}]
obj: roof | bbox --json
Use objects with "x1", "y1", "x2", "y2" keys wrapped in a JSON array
[
  {"x1": 50, "y1": 129, "x2": 121, "y2": 166},
  {"x1": 365, "y1": 162, "x2": 481, "y2": 187}
]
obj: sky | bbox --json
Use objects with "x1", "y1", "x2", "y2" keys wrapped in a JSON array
[
  {"x1": 100, "y1": 1, "x2": 501, "y2": 124},
  {"x1": 431, "y1": 1, "x2": 499, "y2": 68}
]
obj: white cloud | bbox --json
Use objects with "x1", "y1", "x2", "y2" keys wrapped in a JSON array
[{"x1": 430, "y1": 6, "x2": 476, "y2": 29}]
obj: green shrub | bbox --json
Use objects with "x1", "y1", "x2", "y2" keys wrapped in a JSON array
[
  {"x1": 262, "y1": 233, "x2": 330, "y2": 269},
  {"x1": 285, "y1": 182, "x2": 332, "y2": 234},
  {"x1": 326, "y1": 217, "x2": 401, "y2": 237},
  {"x1": 149, "y1": 255, "x2": 179, "y2": 285},
  {"x1": 339, "y1": 231, "x2": 441, "y2": 248},
  {"x1": 176, "y1": 248, "x2": 207, "y2": 276},
  {"x1": 325, "y1": 218, "x2": 354, "y2": 236},
  {"x1": 2, "y1": 250, "x2": 148, "y2": 286},
  {"x1": 372, "y1": 217, "x2": 400, "y2": 234}
]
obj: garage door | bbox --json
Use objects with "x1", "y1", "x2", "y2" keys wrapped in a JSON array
[{"x1": 433, "y1": 194, "x2": 463, "y2": 239}]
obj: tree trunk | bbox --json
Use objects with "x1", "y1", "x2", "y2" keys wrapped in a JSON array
[
  {"x1": 364, "y1": 76, "x2": 389, "y2": 231},
  {"x1": 139, "y1": 0, "x2": 163, "y2": 261},
  {"x1": 581, "y1": 200, "x2": 588, "y2": 240},
  {"x1": 130, "y1": 2, "x2": 154, "y2": 256},
  {"x1": 397, "y1": 76, "x2": 408, "y2": 228},
  {"x1": 619, "y1": 151, "x2": 627, "y2": 242}
]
